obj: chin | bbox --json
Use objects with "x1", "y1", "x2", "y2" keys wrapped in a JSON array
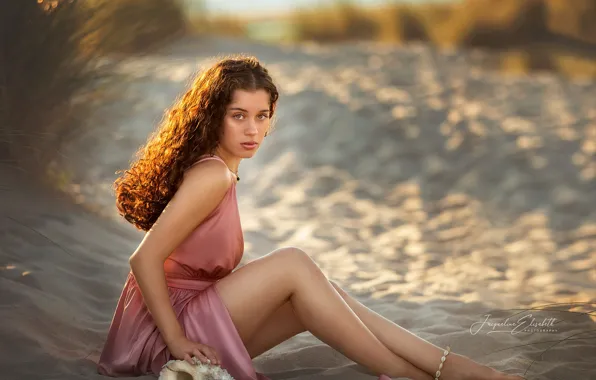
[{"x1": 236, "y1": 150, "x2": 256, "y2": 159}]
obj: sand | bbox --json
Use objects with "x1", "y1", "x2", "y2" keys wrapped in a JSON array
[{"x1": 1, "y1": 36, "x2": 595, "y2": 380}]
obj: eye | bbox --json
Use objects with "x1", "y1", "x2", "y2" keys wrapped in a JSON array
[
  {"x1": 233, "y1": 114, "x2": 244, "y2": 120},
  {"x1": 258, "y1": 114, "x2": 269, "y2": 120}
]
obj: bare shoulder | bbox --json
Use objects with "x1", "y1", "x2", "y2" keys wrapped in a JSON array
[
  {"x1": 131, "y1": 159, "x2": 233, "y2": 262},
  {"x1": 176, "y1": 158, "x2": 233, "y2": 208}
]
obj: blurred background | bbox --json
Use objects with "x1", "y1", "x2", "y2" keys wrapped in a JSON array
[
  {"x1": 0, "y1": 1, "x2": 595, "y2": 379},
  {"x1": 2, "y1": 0, "x2": 596, "y2": 173}
]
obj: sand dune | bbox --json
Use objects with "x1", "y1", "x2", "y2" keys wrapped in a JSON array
[{"x1": 1, "y1": 36, "x2": 595, "y2": 379}]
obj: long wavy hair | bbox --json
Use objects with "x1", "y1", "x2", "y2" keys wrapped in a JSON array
[{"x1": 114, "y1": 55, "x2": 279, "y2": 231}]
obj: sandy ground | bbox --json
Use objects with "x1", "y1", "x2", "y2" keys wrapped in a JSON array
[{"x1": 1, "y1": 36, "x2": 595, "y2": 380}]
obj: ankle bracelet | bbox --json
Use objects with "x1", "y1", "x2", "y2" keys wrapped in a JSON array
[{"x1": 434, "y1": 346, "x2": 451, "y2": 380}]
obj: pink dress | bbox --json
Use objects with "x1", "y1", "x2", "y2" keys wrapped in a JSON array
[
  {"x1": 98, "y1": 154, "x2": 392, "y2": 380},
  {"x1": 97, "y1": 154, "x2": 267, "y2": 379}
]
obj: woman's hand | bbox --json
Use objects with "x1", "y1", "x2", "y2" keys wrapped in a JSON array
[{"x1": 167, "y1": 335, "x2": 221, "y2": 366}]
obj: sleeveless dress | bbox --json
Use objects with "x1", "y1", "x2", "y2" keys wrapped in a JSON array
[
  {"x1": 97, "y1": 154, "x2": 393, "y2": 380},
  {"x1": 97, "y1": 154, "x2": 268, "y2": 379}
]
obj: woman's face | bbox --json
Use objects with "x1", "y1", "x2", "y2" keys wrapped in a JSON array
[{"x1": 218, "y1": 88, "x2": 271, "y2": 159}]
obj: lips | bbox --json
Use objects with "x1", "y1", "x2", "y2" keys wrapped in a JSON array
[{"x1": 241, "y1": 142, "x2": 258, "y2": 147}]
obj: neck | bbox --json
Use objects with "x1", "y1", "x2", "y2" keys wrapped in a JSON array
[{"x1": 212, "y1": 149, "x2": 240, "y2": 174}]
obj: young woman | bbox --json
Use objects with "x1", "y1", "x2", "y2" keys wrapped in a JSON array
[{"x1": 97, "y1": 55, "x2": 525, "y2": 380}]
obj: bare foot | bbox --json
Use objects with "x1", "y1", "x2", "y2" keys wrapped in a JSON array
[
  {"x1": 445, "y1": 353, "x2": 526, "y2": 380},
  {"x1": 487, "y1": 367, "x2": 527, "y2": 380}
]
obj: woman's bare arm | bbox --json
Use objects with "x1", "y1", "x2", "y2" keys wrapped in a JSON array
[{"x1": 129, "y1": 160, "x2": 232, "y2": 345}]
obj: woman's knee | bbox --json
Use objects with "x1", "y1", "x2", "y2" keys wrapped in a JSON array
[
  {"x1": 272, "y1": 246, "x2": 309, "y2": 261},
  {"x1": 271, "y1": 246, "x2": 319, "y2": 272}
]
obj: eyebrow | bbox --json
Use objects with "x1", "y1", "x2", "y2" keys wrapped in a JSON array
[{"x1": 228, "y1": 107, "x2": 270, "y2": 113}]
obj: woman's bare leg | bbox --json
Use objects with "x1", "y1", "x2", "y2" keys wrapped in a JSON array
[
  {"x1": 242, "y1": 300, "x2": 429, "y2": 378},
  {"x1": 244, "y1": 301, "x2": 305, "y2": 358},
  {"x1": 214, "y1": 247, "x2": 432, "y2": 379},
  {"x1": 330, "y1": 282, "x2": 525, "y2": 380},
  {"x1": 243, "y1": 279, "x2": 524, "y2": 380}
]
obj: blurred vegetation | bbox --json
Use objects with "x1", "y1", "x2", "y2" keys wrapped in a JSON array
[
  {"x1": 188, "y1": 14, "x2": 248, "y2": 37},
  {"x1": 0, "y1": 0, "x2": 95, "y2": 176},
  {"x1": 0, "y1": 0, "x2": 186, "y2": 181},
  {"x1": 287, "y1": 0, "x2": 596, "y2": 45},
  {"x1": 286, "y1": 0, "x2": 596, "y2": 78},
  {"x1": 291, "y1": 2, "x2": 379, "y2": 42},
  {"x1": 81, "y1": 0, "x2": 187, "y2": 55}
]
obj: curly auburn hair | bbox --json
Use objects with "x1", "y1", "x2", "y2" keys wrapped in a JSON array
[{"x1": 114, "y1": 55, "x2": 279, "y2": 231}]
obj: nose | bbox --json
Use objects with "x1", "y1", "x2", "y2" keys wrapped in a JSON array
[{"x1": 245, "y1": 121, "x2": 258, "y2": 135}]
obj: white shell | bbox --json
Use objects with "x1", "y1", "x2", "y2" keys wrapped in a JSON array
[{"x1": 158, "y1": 358, "x2": 235, "y2": 380}]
